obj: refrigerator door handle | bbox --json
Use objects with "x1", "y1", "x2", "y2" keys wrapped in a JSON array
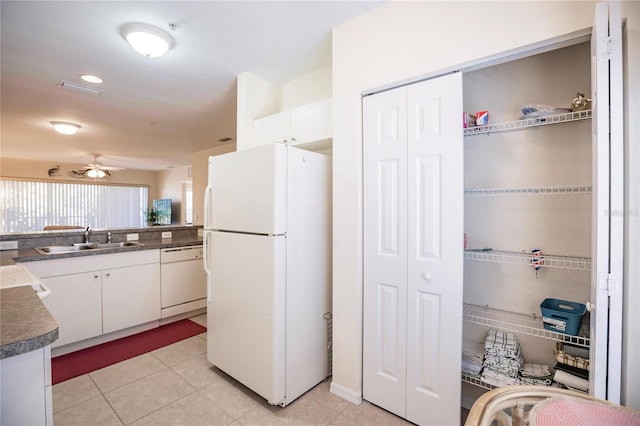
[
  {"x1": 204, "y1": 185, "x2": 213, "y2": 229},
  {"x1": 203, "y1": 232, "x2": 211, "y2": 302}
]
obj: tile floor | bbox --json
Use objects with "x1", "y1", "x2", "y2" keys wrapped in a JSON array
[{"x1": 52, "y1": 314, "x2": 467, "y2": 425}]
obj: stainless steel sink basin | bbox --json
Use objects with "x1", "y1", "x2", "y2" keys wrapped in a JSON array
[
  {"x1": 93, "y1": 242, "x2": 143, "y2": 249},
  {"x1": 35, "y1": 241, "x2": 143, "y2": 255}
]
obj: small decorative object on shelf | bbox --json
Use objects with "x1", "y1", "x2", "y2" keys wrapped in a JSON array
[{"x1": 571, "y1": 92, "x2": 592, "y2": 112}]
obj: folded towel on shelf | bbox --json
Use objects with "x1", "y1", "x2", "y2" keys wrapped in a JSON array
[
  {"x1": 520, "y1": 363, "x2": 552, "y2": 378},
  {"x1": 462, "y1": 359, "x2": 483, "y2": 376},
  {"x1": 462, "y1": 338, "x2": 485, "y2": 363},
  {"x1": 484, "y1": 329, "x2": 521, "y2": 359},
  {"x1": 519, "y1": 376, "x2": 553, "y2": 386},
  {"x1": 481, "y1": 369, "x2": 520, "y2": 387}
]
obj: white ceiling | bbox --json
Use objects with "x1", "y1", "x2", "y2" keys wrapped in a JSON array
[{"x1": 0, "y1": 1, "x2": 382, "y2": 171}]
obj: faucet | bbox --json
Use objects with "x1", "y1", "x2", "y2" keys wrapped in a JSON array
[{"x1": 84, "y1": 227, "x2": 92, "y2": 243}]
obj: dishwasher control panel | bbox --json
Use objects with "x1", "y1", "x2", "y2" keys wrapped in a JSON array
[{"x1": 160, "y1": 245, "x2": 203, "y2": 263}]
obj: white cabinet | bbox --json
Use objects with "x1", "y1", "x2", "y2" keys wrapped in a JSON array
[
  {"x1": 25, "y1": 250, "x2": 160, "y2": 347},
  {"x1": 252, "y1": 98, "x2": 331, "y2": 150},
  {"x1": 41, "y1": 272, "x2": 102, "y2": 348},
  {"x1": 102, "y1": 263, "x2": 161, "y2": 334},
  {"x1": 363, "y1": 73, "x2": 463, "y2": 426},
  {"x1": 0, "y1": 345, "x2": 53, "y2": 426}
]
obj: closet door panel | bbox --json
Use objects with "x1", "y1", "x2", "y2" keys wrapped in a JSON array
[
  {"x1": 363, "y1": 87, "x2": 408, "y2": 417},
  {"x1": 406, "y1": 73, "x2": 463, "y2": 426}
]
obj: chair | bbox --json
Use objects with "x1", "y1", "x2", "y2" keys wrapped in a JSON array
[{"x1": 464, "y1": 385, "x2": 640, "y2": 426}]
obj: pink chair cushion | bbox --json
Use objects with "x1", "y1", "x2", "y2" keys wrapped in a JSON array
[{"x1": 530, "y1": 396, "x2": 640, "y2": 426}]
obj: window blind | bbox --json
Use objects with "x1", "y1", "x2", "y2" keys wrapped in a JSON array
[{"x1": 0, "y1": 179, "x2": 149, "y2": 232}]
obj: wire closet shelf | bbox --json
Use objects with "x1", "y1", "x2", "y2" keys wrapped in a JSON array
[
  {"x1": 463, "y1": 109, "x2": 592, "y2": 136},
  {"x1": 463, "y1": 303, "x2": 590, "y2": 348}
]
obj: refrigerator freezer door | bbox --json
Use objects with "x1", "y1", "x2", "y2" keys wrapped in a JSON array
[
  {"x1": 208, "y1": 144, "x2": 287, "y2": 235},
  {"x1": 206, "y1": 231, "x2": 286, "y2": 405}
]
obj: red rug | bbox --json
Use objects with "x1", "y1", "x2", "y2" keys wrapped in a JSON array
[{"x1": 51, "y1": 319, "x2": 206, "y2": 385}]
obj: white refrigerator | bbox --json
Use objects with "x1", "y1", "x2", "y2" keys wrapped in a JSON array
[{"x1": 203, "y1": 143, "x2": 331, "y2": 406}]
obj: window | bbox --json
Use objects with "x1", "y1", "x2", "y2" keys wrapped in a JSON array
[
  {"x1": 0, "y1": 179, "x2": 149, "y2": 233},
  {"x1": 183, "y1": 183, "x2": 193, "y2": 225}
]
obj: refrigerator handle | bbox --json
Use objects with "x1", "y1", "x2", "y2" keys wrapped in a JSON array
[
  {"x1": 203, "y1": 232, "x2": 211, "y2": 302},
  {"x1": 204, "y1": 185, "x2": 213, "y2": 229}
]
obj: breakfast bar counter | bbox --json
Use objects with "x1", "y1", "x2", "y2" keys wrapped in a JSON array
[{"x1": 0, "y1": 286, "x2": 58, "y2": 359}]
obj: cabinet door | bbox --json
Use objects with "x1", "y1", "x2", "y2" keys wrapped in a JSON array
[
  {"x1": 41, "y1": 272, "x2": 102, "y2": 347},
  {"x1": 363, "y1": 73, "x2": 463, "y2": 426},
  {"x1": 405, "y1": 73, "x2": 463, "y2": 426},
  {"x1": 363, "y1": 86, "x2": 409, "y2": 417},
  {"x1": 290, "y1": 98, "x2": 332, "y2": 146},
  {"x1": 252, "y1": 110, "x2": 291, "y2": 148},
  {"x1": 102, "y1": 263, "x2": 161, "y2": 334}
]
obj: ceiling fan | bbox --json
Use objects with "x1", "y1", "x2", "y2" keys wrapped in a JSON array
[{"x1": 68, "y1": 155, "x2": 125, "y2": 179}]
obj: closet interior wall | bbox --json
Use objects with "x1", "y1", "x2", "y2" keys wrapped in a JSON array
[{"x1": 462, "y1": 41, "x2": 592, "y2": 405}]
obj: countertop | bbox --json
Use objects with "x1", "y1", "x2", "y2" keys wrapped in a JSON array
[
  {"x1": 0, "y1": 286, "x2": 59, "y2": 359},
  {"x1": 1, "y1": 236, "x2": 203, "y2": 266}
]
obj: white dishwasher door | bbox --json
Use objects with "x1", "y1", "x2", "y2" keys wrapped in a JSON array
[{"x1": 160, "y1": 245, "x2": 207, "y2": 318}]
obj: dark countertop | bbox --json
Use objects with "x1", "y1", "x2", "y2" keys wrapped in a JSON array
[
  {"x1": 1, "y1": 237, "x2": 203, "y2": 266},
  {"x1": 0, "y1": 286, "x2": 59, "y2": 359}
]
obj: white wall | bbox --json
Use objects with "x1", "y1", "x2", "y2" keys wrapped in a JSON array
[
  {"x1": 157, "y1": 166, "x2": 191, "y2": 225},
  {"x1": 236, "y1": 72, "x2": 280, "y2": 150},
  {"x1": 331, "y1": 0, "x2": 639, "y2": 409},
  {"x1": 280, "y1": 66, "x2": 332, "y2": 110}
]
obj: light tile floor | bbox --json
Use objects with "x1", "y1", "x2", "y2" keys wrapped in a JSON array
[{"x1": 53, "y1": 314, "x2": 467, "y2": 425}]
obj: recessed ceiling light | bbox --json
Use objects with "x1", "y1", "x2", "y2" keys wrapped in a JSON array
[
  {"x1": 121, "y1": 23, "x2": 175, "y2": 58},
  {"x1": 80, "y1": 74, "x2": 103, "y2": 84},
  {"x1": 50, "y1": 121, "x2": 81, "y2": 135}
]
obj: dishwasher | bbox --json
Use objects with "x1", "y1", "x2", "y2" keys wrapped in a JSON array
[{"x1": 160, "y1": 245, "x2": 207, "y2": 318}]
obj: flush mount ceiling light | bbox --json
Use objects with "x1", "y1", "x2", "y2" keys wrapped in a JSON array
[
  {"x1": 80, "y1": 74, "x2": 103, "y2": 84},
  {"x1": 121, "y1": 23, "x2": 174, "y2": 58},
  {"x1": 50, "y1": 121, "x2": 81, "y2": 135}
]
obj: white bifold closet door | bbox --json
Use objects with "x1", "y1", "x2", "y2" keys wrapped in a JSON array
[
  {"x1": 363, "y1": 72, "x2": 463, "y2": 426},
  {"x1": 590, "y1": 0, "x2": 623, "y2": 403}
]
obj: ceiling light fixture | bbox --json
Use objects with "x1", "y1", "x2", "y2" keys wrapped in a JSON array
[
  {"x1": 86, "y1": 168, "x2": 106, "y2": 178},
  {"x1": 80, "y1": 74, "x2": 103, "y2": 84},
  {"x1": 121, "y1": 23, "x2": 174, "y2": 58},
  {"x1": 50, "y1": 121, "x2": 81, "y2": 135}
]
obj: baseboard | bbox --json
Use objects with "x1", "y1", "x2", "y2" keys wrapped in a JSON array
[
  {"x1": 51, "y1": 321, "x2": 159, "y2": 357},
  {"x1": 330, "y1": 381, "x2": 362, "y2": 405},
  {"x1": 160, "y1": 306, "x2": 206, "y2": 325}
]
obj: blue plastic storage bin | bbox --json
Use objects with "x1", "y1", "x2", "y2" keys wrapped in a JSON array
[{"x1": 540, "y1": 298, "x2": 586, "y2": 336}]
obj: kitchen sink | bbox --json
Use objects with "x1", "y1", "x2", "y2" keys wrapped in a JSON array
[{"x1": 35, "y1": 241, "x2": 144, "y2": 255}]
